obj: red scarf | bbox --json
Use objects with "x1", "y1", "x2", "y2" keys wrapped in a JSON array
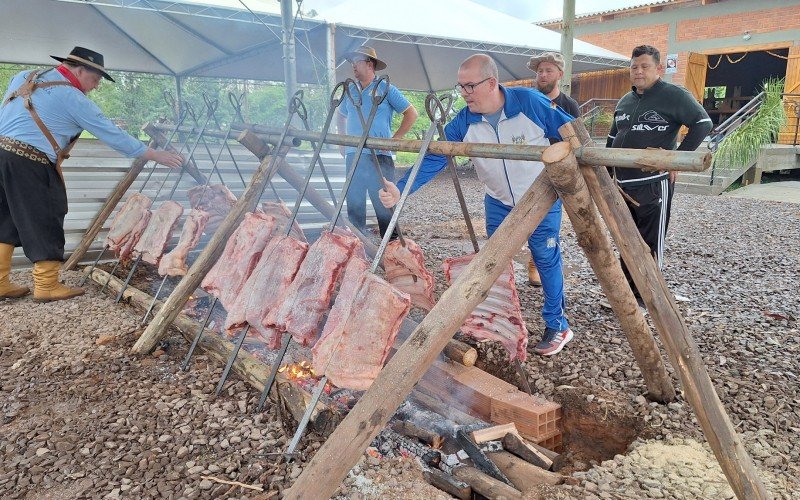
[{"x1": 55, "y1": 65, "x2": 85, "y2": 93}]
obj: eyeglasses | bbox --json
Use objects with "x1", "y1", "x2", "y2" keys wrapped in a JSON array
[
  {"x1": 349, "y1": 56, "x2": 370, "y2": 65},
  {"x1": 455, "y1": 77, "x2": 491, "y2": 95}
]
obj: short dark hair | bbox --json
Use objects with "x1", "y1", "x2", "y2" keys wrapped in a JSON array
[{"x1": 631, "y1": 45, "x2": 660, "y2": 64}]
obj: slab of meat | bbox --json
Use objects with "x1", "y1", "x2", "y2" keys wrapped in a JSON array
[
  {"x1": 383, "y1": 238, "x2": 436, "y2": 311},
  {"x1": 105, "y1": 193, "x2": 153, "y2": 262},
  {"x1": 312, "y1": 273, "x2": 411, "y2": 390},
  {"x1": 224, "y1": 235, "x2": 309, "y2": 346},
  {"x1": 443, "y1": 254, "x2": 528, "y2": 362},
  {"x1": 133, "y1": 201, "x2": 184, "y2": 265},
  {"x1": 158, "y1": 209, "x2": 210, "y2": 276},
  {"x1": 264, "y1": 230, "x2": 360, "y2": 346},
  {"x1": 187, "y1": 184, "x2": 237, "y2": 234},
  {"x1": 311, "y1": 254, "x2": 369, "y2": 355},
  {"x1": 261, "y1": 201, "x2": 306, "y2": 242},
  {"x1": 200, "y1": 212, "x2": 280, "y2": 311}
]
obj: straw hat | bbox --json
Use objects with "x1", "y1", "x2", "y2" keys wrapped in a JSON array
[{"x1": 344, "y1": 46, "x2": 387, "y2": 71}]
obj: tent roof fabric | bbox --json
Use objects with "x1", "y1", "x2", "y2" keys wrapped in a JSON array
[{"x1": 0, "y1": 0, "x2": 627, "y2": 91}]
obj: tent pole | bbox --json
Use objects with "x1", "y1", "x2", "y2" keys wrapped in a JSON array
[
  {"x1": 560, "y1": 0, "x2": 575, "y2": 96},
  {"x1": 281, "y1": 0, "x2": 297, "y2": 105},
  {"x1": 175, "y1": 76, "x2": 183, "y2": 116},
  {"x1": 326, "y1": 23, "x2": 337, "y2": 95}
]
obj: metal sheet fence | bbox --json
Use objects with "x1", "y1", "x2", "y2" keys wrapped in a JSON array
[{"x1": 10, "y1": 138, "x2": 378, "y2": 268}]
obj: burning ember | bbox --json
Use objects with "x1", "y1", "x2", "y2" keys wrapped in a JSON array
[{"x1": 278, "y1": 360, "x2": 318, "y2": 381}]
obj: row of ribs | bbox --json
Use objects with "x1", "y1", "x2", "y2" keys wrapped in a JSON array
[{"x1": 105, "y1": 185, "x2": 529, "y2": 385}]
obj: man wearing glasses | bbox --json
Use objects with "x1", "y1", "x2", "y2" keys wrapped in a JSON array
[
  {"x1": 379, "y1": 54, "x2": 575, "y2": 357},
  {"x1": 336, "y1": 46, "x2": 418, "y2": 239}
]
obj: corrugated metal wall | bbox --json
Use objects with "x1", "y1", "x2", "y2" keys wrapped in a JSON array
[{"x1": 10, "y1": 138, "x2": 367, "y2": 269}]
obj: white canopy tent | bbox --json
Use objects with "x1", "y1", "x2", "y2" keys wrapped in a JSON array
[
  {"x1": 0, "y1": 0, "x2": 627, "y2": 91},
  {"x1": 310, "y1": 0, "x2": 628, "y2": 90}
]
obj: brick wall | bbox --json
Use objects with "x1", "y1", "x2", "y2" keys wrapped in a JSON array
[
  {"x1": 578, "y1": 24, "x2": 670, "y2": 62},
  {"x1": 676, "y1": 5, "x2": 800, "y2": 41}
]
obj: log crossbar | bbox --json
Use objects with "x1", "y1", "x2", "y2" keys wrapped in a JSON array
[{"x1": 148, "y1": 122, "x2": 711, "y2": 172}]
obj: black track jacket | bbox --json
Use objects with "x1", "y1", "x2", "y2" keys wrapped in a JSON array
[{"x1": 607, "y1": 79, "x2": 712, "y2": 187}]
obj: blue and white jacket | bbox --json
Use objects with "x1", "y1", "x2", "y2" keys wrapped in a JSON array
[{"x1": 396, "y1": 85, "x2": 571, "y2": 207}]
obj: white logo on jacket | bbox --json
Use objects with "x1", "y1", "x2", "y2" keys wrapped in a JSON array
[
  {"x1": 464, "y1": 114, "x2": 549, "y2": 206},
  {"x1": 615, "y1": 113, "x2": 630, "y2": 123}
]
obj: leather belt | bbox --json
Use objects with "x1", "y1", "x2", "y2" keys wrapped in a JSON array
[{"x1": 0, "y1": 136, "x2": 52, "y2": 167}]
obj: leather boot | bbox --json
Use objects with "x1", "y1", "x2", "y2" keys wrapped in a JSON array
[
  {"x1": 0, "y1": 243, "x2": 30, "y2": 299},
  {"x1": 32, "y1": 261, "x2": 84, "y2": 302},
  {"x1": 527, "y1": 256, "x2": 542, "y2": 287}
]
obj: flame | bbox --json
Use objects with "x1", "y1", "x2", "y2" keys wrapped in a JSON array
[{"x1": 278, "y1": 360, "x2": 317, "y2": 381}]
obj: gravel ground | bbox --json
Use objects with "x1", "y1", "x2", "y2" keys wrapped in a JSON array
[{"x1": 2, "y1": 170, "x2": 799, "y2": 499}]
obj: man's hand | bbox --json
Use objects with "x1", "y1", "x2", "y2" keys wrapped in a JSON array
[
  {"x1": 379, "y1": 180, "x2": 401, "y2": 208},
  {"x1": 143, "y1": 148, "x2": 184, "y2": 169}
]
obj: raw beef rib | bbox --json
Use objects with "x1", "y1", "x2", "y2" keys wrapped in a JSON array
[
  {"x1": 312, "y1": 273, "x2": 411, "y2": 390},
  {"x1": 264, "y1": 230, "x2": 360, "y2": 346},
  {"x1": 443, "y1": 254, "x2": 528, "y2": 362},
  {"x1": 158, "y1": 209, "x2": 210, "y2": 276},
  {"x1": 105, "y1": 193, "x2": 153, "y2": 262},
  {"x1": 261, "y1": 201, "x2": 306, "y2": 242},
  {"x1": 383, "y1": 238, "x2": 436, "y2": 311},
  {"x1": 200, "y1": 212, "x2": 280, "y2": 311},
  {"x1": 133, "y1": 201, "x2": 184, "y2": 265},
  {"x1": 224, "y1": 235, "x2": 309, "y2": 346},
  {"x1": 187, "y1": 184, "x2": 237, "y2": 235}
]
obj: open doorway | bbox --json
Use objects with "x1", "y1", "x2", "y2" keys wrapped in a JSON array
[{"x1": 702, "y1": 49, "x2": 788, "y2": 126}]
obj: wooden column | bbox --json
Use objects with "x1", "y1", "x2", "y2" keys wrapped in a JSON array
[
  {"x1": 284, "y1": 176, "x2": 558, "y2": 500},
  {"x1": 542, "y1": 142, "x2": 676, "y2": 403},
  {"x1": 131, "y1": 152, "x2": 285, "y2": 354},
  {"x1": 63, "y1": 138, "x2": 158, "y2": 270},
  {"x1": 559, "y1": 120, "x2": 769, "y2": 500}
]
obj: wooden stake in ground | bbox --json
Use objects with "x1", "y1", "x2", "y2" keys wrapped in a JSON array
[
  {"x1": 63, "y1": 136, "x2": 160, "y2": 271},
  {"x1": 283, "y1": 175, "x2": 558, "y2": 500},
  {"x1": 132, "y1": 152, "x2": 286, "y2": 354},
  {"x1": 541, "y1": 142, "x2": 676, "y2": 403},
  {"x1": 559, "y1": 120, "x2": 769, "y2": 500}
]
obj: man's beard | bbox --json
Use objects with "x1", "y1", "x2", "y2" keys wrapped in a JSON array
[{"x1": 536, "y1": 81, "x2": 556, "y2": 94}]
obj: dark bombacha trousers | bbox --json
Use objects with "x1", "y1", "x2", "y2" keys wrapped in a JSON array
[{"x1": 0, "y1": 150, "x2": 68, "y2": 262}]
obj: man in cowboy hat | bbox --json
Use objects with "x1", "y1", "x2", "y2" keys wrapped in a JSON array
[
  {"x1": 336, "y1": 45, "x2": 418, "y2": 239},
  {"x1": 523, "y1": 51, "x2": 580, "y2": 287},
  {"x1": 0, "y1": 46, "x2": 183, "y2": 302}
]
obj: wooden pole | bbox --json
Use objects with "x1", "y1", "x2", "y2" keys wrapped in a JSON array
[
  {"x1": 131, "y1": 152, "x2": 284, "y2": 354},
  {"x1": 62, "y1": 137, "x2": 159, "y2": 270},
  {"x1": 443, "y1": 339, "x2": 478, "y2": 366},
  {"x1": 559, "y1": 120, "x2": 769, "y2": 500},
  {"x1": 451, "y1": 466, "x2": 523, "y2": 500},
  {"x1": 151, "y1": 122, "x2": 711, "y2": 172},
  {"x1": 542, "y1": 141, "x2": 676, "y2": 403},
  {"x1": 486, "y1": 451, "x2": 563, "y2": 489},
  {"x1": 284, "y1": 176, "x2": 558, "y2": 500}
]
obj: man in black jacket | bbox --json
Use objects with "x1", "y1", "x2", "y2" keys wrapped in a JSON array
[{"x1": 607, "y1": 45, "x2": 712, "y2": 303}]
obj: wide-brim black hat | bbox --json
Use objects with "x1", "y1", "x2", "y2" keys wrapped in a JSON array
[{"x1": 51, "y1": 46, "x2": 115, "y2": 82}]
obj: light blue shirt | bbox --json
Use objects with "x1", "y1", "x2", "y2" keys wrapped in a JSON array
[
  {"x1": 339, "y1": 78, "x2": 411, "y2": 156},
  {"x1": 0, "y1": 68, "x2": 147, "y2": 162}
]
